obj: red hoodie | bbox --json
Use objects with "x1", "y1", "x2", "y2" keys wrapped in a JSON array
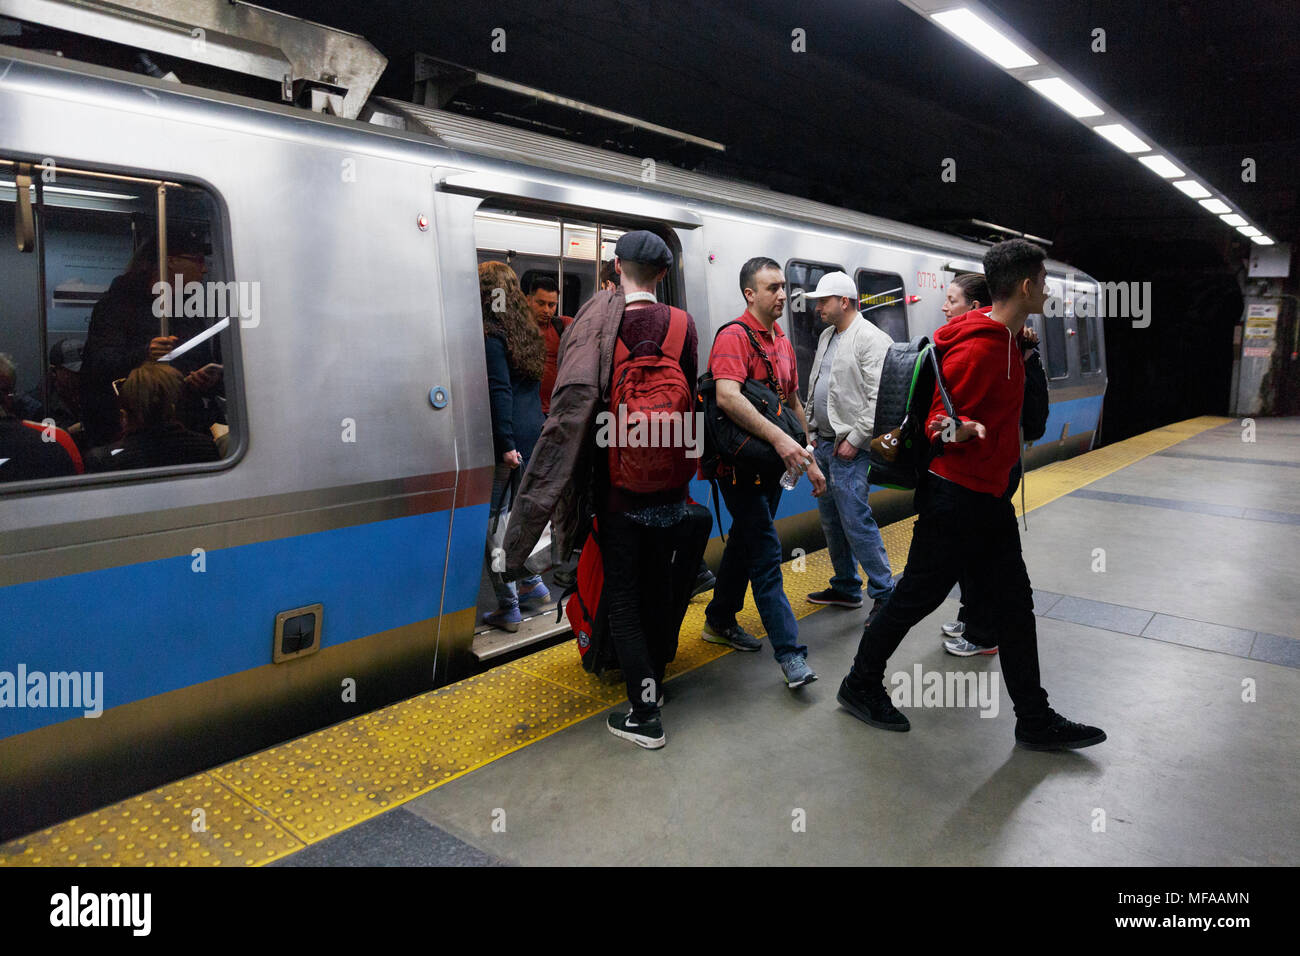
[{"x1": 925, "y1": 307, "x2": 1025, "y2": 495}]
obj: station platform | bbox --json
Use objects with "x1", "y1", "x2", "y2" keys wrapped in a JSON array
[{"x1": 3, "y1": 415, "x2": 1296, "y2": 867}]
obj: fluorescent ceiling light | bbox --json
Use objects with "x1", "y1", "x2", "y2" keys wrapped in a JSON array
[
  {"x1": 1237, "y1": 226, "x2": 1261, "y2": 237},
  {"x1": 1138, "y1": 155, "x2": 1184, "y2": 178},
  {"x1": 1027, "y1": 77, "x2": 1104, "y2": 118},
  {"x1": 1173, "y1": 180, "x2": 1211, "y2": 199},
  {"x1": 1220, "y1": 214, "x2": 1247, "y2": 227},
  {"x1": 931, "y1": 9, "x2": 1038, "y2": 69},
  {"x1": 1199, "y1": 199, "x2": 1231, "y2": 214},
  {"x1": 0, "y1": 179, "x2": 138, "y2": 201},
  {"x1": 1093, "y1": 124, "x2": 1149, "y2": 152},
  {"x1": 1250, "y1": 236, "x2": 1274, "y2": 245}
]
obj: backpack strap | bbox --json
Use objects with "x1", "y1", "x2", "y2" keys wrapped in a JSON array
[
  {"x1": 708, "y1": 475, "x2": 727, "y2": 545},
  {"x1": 661, "y1": 306, "x2": 689, "y2": 361},
  {"x1": 709, "y1": 319, "x2": 786, "y2": 402}
]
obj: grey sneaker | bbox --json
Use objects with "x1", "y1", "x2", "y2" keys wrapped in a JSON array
[
  {"x1": 780, "y1": 654, "x2": 818, "y2": 689},
  {"x1": 702, "y1": 621, "x2": 762, "y2": 652},
  {"x1": 943, "y1": 635, "x2": 997, "y2": 657},
  {"x1": 941, "y1": 620, "x2": 965, "y2": 639}
]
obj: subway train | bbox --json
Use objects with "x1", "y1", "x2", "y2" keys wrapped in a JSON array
[{"x1": 0, "y1": 21, "x2": 1105, "y2": 837}]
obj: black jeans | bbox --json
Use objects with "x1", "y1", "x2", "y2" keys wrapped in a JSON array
[
  {"x1": 852, "y1": 473, "x2": 1050, "y2": 719},
  {"x1": 600, "y1": 510, "x2": 698, "y2": 718}
]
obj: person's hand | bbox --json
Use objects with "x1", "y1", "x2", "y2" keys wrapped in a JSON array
[
  {"x1": 835, "y1": 437, "x2": 858, "y2": 461},
  {"x1": 184, "y1": 364, "x2": 222, "y2": 393},
  {"x1": 808, "y1": 459, "x2": 827, "y2": 497},
  {"x1": 148, "y1": 336, "x2": 178, "y2": 360},
  {"x1": 503, "y1": 449, "x2": 522, "y2": 468},
  {"x1": 775, "y1": 433, "x2": 811, "y2": 474},
  {"x1": 1020, "y1": 326, "x2": 1040, "y2": 350},
  {"x1": 935, "y1": 417, "x2": 986, "y2": 442}
]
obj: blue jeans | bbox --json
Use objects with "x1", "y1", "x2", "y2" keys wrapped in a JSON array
[
  {"x1": 486, "y1": 462, "x2": 543, "y2": 609},
  {"x1": 705, "y1": 478, "x2": 806, "y2": 662},
  {"x1": 814, "y1": 439, "x2": 894, "y2": 601}
]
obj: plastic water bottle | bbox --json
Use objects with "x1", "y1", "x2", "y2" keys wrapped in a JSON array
[{"x1": 780, "y1": 443, "x2": 816, "y2": 490}]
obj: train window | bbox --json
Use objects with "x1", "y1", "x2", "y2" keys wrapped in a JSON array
[
  {"x1": 1078, "y1": 315, "x2": 1101, "y2": 374},
  {"x1": 785, "y1": 260, "x2": 844, "y2": 402},
  {"x1": 475, "y1": 208, "x2": 680, "y2": 316},
  {"x1": 0, "y1": 158, "x2": 240, "y2": 488},
  {"x1": 855, "y1": 269, "x2": 908, "y2": 343},
  {"x1": 1042, "y1": 313, "x2": 1070, "y2": 379}
]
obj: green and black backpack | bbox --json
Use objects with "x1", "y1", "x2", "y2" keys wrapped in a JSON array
[{"x1": 866, "y1": 336, "x2": 957, "y2": 490}]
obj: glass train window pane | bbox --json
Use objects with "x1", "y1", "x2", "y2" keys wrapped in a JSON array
[
  {"x1": 1043, "y1": 313, "x2": 1069, "y2": 379},
  {"x1": 856, "y1": 269, "x2": 908, "y2": 343},
  {"x1": 784, "y1": 260, "x2": 843, "y2": 403}
]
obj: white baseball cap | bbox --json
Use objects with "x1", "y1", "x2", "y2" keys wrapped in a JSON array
[{"x1": 798, "y1": 271, "x2": 858, "y2": 300}]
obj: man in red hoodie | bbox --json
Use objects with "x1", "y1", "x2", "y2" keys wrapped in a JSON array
[{"x1": 836, "y1": 239, "x2": 1106, "y2": 751}]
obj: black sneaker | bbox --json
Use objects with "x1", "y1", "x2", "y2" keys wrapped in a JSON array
[
  {"x1": 836, "y1": 676, "x2": 910, "y2": 732},
  {"x1": 807, "y1": 588, "x2": 863, "y2": 609},
  {"x1": 607, "y1": 710, "x2": 665, "y2": 749},
  {"x1": 1015, "y1": 710, "x2": 1106, "y2": 751},
  {"x1": 691, "y1": 568, "x2": 716, "y2": 597}
]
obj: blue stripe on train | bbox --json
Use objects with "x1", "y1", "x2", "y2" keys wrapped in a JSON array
[
  {"x1": 691, "y1": 393, "x2": 1105, "y2": 529},
  {"x1": 0, "y1": 504, "x2": 486, "y2": 738}
]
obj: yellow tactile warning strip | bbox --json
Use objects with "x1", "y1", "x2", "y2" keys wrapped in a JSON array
[{"x1": 0, "y1": 415, "x2": 1232, "y2": 866}]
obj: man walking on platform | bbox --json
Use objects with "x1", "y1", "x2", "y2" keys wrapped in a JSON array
[{"x1": 836, "y1": 239, "x2": 1106, "y2": 750}]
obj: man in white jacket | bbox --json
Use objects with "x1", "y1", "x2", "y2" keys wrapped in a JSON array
[{"x1": 800, "y1": 271, "x2": 896, "y2": 624}]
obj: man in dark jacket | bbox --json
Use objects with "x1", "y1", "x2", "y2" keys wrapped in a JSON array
[{"x1": 837, "y1": 239, "x2": 1106, "y2": 751}]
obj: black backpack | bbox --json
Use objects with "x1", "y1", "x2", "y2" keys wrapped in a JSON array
[
  {"x1": 866, "y1": 336, "x2": 957, "y2": 490},
  {"x1": 697, "y1": 321, "x2": 804, "y2": 484}
]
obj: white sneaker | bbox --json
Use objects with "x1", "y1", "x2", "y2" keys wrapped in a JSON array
[{"x1": 941, "y1": 620, "x2": 965, "y2": 639}]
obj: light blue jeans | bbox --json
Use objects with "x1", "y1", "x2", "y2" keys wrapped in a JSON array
[
  {"x1": 814, "y1": 439, "x2": 895, "y2": 601},
  {"x1": 486, "y1": 462, "x2": 543, "y2": 609}
]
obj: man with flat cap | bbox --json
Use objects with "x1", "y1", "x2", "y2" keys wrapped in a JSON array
[
  {"x1": 800, "y1": 270, "x2": 895, "y2": 625},
  {"x1": 502, "y1": 230, "x2": 702, "y2": 750}
]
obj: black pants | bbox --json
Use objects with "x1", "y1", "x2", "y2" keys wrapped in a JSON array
[
  {"x1": 600, "y1": 510, "x2": 702, "y2": 718},
  {"x1": 852, "y1": 473, "x2": 1050, "y2": 719}
]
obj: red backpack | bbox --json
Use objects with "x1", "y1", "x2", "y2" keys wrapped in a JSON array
[{"x1": 607, "y1": 306, "x2": 697, "y2": 493}]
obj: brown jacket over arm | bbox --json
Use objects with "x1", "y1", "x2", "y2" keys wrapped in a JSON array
[{"x1": 503, "y1": 288, "x2": 623, "y2": 578}]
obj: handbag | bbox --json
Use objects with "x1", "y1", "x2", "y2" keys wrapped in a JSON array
[{"x1": 698, "y1": 321, "x2": 804, "y2": 482}]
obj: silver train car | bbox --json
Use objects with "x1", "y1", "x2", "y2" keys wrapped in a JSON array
[{"x1": 0, "y1": 38, "x2": 1106, "y2": 836}]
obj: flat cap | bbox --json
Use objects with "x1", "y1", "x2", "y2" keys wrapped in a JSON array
[{"x1": 614, "y1": 230, "x2": 673, "y2": 268}]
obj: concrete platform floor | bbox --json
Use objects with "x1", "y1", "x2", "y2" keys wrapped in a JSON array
[{"x1": 306, "y1": 418, "x2": 1300, "y2": 866}]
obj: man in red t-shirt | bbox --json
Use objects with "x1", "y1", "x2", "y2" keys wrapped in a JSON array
[
  {"x1": 702, "y1": 257, "x2": 825, "y2": 691},
  {"x1": 526, "y1": 275, "x2": 572, "y2": 415}
]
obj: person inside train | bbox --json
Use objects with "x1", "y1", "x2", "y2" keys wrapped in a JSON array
[
  {"x1": 0, "y1": 353, "x2": 79, "y2": 483},
  {"x1": 937, "y1": 272, "x2": 1049, "y2": 658},
  {"x1": 837, "y1": 239, "x2": 1106, "y2": 751},
  {"x1": 480, "y1": 261, "x2": 550, "y2": 631},
  {"x1": 599, "y1": 259, "x2": 617, "y2": 292},
  {"x1": 799, "y1": 270, "x2": 896, "y2": 625},
  {"x1": 79, "y1": 225, "x2": 224, "y2": 449},
  {"x1": 21, "y1": 338, "x2": 87, "y2": 441},
  {"x1": 526, "y1": 275, "x2": 575, "y2": 417},
  {"x1": 87, "y1": 361, "x2": 219, "y2": 471},
  {"x1": 701, "y1": 257, "x2": 826, "y2": 689}
]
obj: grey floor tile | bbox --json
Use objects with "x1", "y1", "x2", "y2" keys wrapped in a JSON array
[
  {"x1": 1032, "y1": 589, "x2": 1065, "y2": 615},
  {"x1": 1249, "y1": 632, "x2": 1300, "y2": 669},
  {"x1": 273, "y1": 806, "x2": 506, "y2": 867},
  {"x1": 1045, "y1": 595, "x2": 1153, "y2": 635},
  {"x1": 1242, "y1": 508, "x2": 1300, "y2": 525},
  {"x1": 1140, "y1": 614, "x2": 1256, "y2": 656}
]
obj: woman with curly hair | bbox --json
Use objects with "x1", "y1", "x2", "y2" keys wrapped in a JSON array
[{"x1": 479, "y1": 261, "x2": 549, "y2": 631}]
